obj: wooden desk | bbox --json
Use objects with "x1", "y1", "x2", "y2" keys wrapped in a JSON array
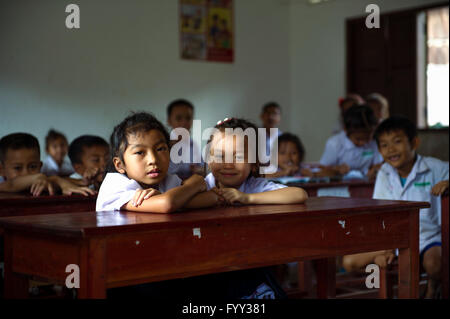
[
  {"x1": 288, "y1": 180, "x2": 374, "y2": 198},
  {"x1": 0, "y1": 197, "x2": 428, "y2": 299},
  {"x1": 0, "y1": 192, "x2": 96, "y2": 218}
]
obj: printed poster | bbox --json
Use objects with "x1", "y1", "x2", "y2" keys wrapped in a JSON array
[{"x1": 180, "y1": 0, "x2": 234, "y2": 63}]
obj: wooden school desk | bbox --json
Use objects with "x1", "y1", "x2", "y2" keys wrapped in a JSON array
[
  {"x1": 287, "y1": 179, "x2": 374, "y2": 198},
  {"x1": 0, "y1": 197, "x2": 428, "y2": 299},
  {"x1": 0, "y1": 192, "x2": 97, "y2": 218}
]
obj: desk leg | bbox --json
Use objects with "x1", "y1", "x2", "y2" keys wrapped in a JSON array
[
  {"x1": 77, "y1": 238, "x2": 107, "y2": 299},
  {"x1": 398, "y1": 210, "x2": 420, "y2": 299},
  {"x1": 298, "y1": 260, "x2": 313, "y2": 297},
  {"x1": 315, "y1": 257, "x2": 336, "y2": 299},
  {"x1": 4, "y1": 233, "x2": 29, "y2": 299}
]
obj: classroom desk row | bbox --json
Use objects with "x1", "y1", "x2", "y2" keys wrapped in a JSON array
[
  {"x1": 0, "y1": 185, "x2": 448, "y2": 298},
  {"x1": 0, "y1": 197, "x2": 428, "y2": 299}
]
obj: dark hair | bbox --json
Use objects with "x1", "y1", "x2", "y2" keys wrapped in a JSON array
[
  {"x1": 210, "y1": 117, "x2": 260, "y2": 177},
  {"x1": 261, "y1": 102, "x2": 281, "y2": 114},
  {"x1": 109, "y1": 112, "x2": 170, "y2": 172},
  {"x1": 45, "y1": 129, "x2": 68, "y2": 151},
  {"x1": 278, "y1": 133, "x2": 305, "y2": 163},
  {"x1": 343, "y1": 104, "x2": 377, "y2": 133},
  {"x1": 0, "y1": 133, "x2": 40, "y2": 163},
  {"x1": 68, "y1": 135, "x2": 109, "y2": 165},
  {"x1": 167, "y1": 99, "x2": 194, "y2": 118},
  {"x1": 374, "y1": 116, "x2": 418, "y2": 145}
]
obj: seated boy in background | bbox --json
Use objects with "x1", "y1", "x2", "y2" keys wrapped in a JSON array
[
  {"x1": 319, "y1": 104, "x2": 383, "y2": 179},
  {"x1": 166, "y1": 99, "x2": 204, "y2": 180},
  {"x1": 0, "y1": 133, "x2": 93, "y2": 196},
  {"x1": 343, "y1": 116, "x2": 449, "y2": 298},
  {"x1": 68, "y1": 135, "x2": 110, "y2": 190},
  {"x1": 41, "y1": 129, "x2": 74, "y2": 177},
  {"x1": 260, "y1": 101, "x2": 282, "y2": 156}
]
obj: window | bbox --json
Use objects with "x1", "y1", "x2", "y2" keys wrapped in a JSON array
[{"x1": 418, "y1": 6, "x2": 449, "y2": 129}]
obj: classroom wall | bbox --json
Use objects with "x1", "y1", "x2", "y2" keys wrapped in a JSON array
[
  {"x1": 0, "y1": 0, "x2": 290, "y2": 159},
  {"x1": 288, "y1": 0, "x2": 445, "y2": 162}
]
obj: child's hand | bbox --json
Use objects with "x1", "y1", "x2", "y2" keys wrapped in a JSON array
[
  {"x1": 190, "y1": 164, "x2": 205, "y2": 177},
  {"x1": 336, "y1": 164, "x2": 350, "y2": 175},
  {"x1": 373, "y1": 250, "x2": 395, "y2": 269},
  {"x1": 183, "y1": 174, "x2": 207, "y2": 193},
  {"x1": 367, "y1": 163, "x2": 382, "y2": 180},
  {"x1": 211, "y1": 187, "x2": 227, "y2": 206},
  {"x1": 214, "y1": 188, "x2": 249, "y2": 205},
  {"x1": 62, "y1": 186, "x2": 96, "y2": 196},
  {"x1": 131, "y1": 188, "x2": 161, "y2": 207},
  {"x1": 83, "y1": 167, "x2": 103, "y2": 185},
  {"x1": 431, "y1": 180, "x2": 449, "y2": 196},
  {"x1": 30, "y1": 175, "x2": 54, "y2": 197}
]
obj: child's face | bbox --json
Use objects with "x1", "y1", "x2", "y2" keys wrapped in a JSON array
[
  {"x1": 0, "y1": 148, "x2": 42, "y2": 180},
  {"x1": 47, "y1": 137, "x2": 68, "y2": 164},
  {"x1": 278, "y1": 141, "x2": 300, "y2": 167},
  {"x1": 260, "y1": 106, "x2": 281, "y2": 129},
  {"x1": 115, "y1": 130, "x2": 170, "y2": 187},
  {"x1": 377, "y1": 130, "x2": 418, "y2": 173},
  {"x1": 208, "y1": 132, "x2": 253, "y2": 188},
  {"x1": 74, "y1": 145, "x2": 109, "y2": 182},
  {"x1": 347, "y1": 129, "x2": 373, "y2": 148},
  {"x1": 168, "y1": 105, "x2": 193, "y2": 132}
]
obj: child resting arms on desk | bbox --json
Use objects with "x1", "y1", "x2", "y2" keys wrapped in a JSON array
[{"x1": 96, "y1": 111, "x2": 219, "y2": 212}]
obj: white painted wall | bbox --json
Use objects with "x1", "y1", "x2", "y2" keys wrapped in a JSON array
[
  {"x1": 1, "y1": 0, "x2": 444, "y2": 163},
  {"x1": 289, "y1": 0, "x2": 441, "y2": 161},
  {"x1": 0, "y1": 0, "x2": 290, "y2": 158}
]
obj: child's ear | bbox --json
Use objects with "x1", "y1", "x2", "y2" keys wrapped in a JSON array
[
  {"x1": 39, "y1": 161, "x2": 43, "y2": 170},
  {"x1": 0, "y1": 162, "x2": 4, "y2": 178},
  {"x1": 113, "y1": 157, "x2": 126, "y2": 174},
  {"x1": 73, "y1": 163, "x2": 84, "y2": 175}
]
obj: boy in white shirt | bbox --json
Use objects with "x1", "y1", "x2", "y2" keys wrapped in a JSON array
[{"x1": 343, "y1": 116, "x2": 449, "y2": 298}]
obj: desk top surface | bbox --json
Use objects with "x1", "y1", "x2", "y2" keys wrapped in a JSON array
[
  {"x1": 0, "y1": 197, "x2": 429, "y2": 238},
  {"x1": 0, "y1": 192, "x2": 97, "y2": 204}
]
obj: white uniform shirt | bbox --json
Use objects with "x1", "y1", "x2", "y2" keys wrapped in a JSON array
[
  {"x1": 96, "y1": 172, "x2": 182, "y2": 211},
  {"x1": 320, "y1": 131, "x2": 383, "y2": 174},
  {"x1": 373, "y1": 155, "x2": 449, "y2": 252},
  {"x1": 204, "y1": 172, "x2": 286, "y2": 193},
  {"x1": 41, "y1": 156, "x2": 74, "y2": 176}
]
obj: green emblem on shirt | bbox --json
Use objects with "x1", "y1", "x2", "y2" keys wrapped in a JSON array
[
  {"x1": 414, "y1": 182, "x2": 431, "y2": 187},
  {"x1": 362, "y1": 150, "x2": 374, "y2": 157}
]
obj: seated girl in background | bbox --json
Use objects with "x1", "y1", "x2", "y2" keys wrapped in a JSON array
[
  {"x1": 96, "y1": 112, "x2": 218, "y2": 212},
  {"x1": 264, "y1": 132, "x2": 308, "y2": 178},
  {"x1": 41, "y1": 129, "x2": 74, "y2": 177},
  {"x1": 319, "y1": 104, "x2": 383, "y2": 179}
]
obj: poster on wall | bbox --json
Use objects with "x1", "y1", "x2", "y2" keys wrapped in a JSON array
[{"x1": 180, "y1": 0, "x2": 234, "y2": 63}]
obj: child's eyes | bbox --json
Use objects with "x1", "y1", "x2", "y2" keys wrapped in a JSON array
[
  {"x1": 13, "y1": 166, "x2": 22, "y2": 171},
  {"x1": 134, "y1": 151, "x2": 144, "y2": 155},
  {"x1": 157, "y1": 146, "x2": 168, "y2": 152}
]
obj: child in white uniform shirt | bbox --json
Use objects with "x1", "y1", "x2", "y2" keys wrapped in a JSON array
[
  {"x1": 206, "y1": 118, "x2": 308, "y2": 205},
  {"x1": 96, "y1": 112, "x2": 218, "y2": 213},
  {"x1": 41, "y1": 129, "x2": 74, "y2": 177},
  {"x1": 320, "y1": 104, "x2": 383, "y2": 179},
  {"x1": 343, "y1": 116, "x2": 449, "y2": 298}
]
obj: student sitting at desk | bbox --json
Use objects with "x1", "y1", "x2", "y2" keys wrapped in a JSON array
[
  {"x1": 264, "y1": 132, "x2": 308, "y2": 178},
  {"x1": 96, "y1": 111, "x2": 218, "y2": 213},
  {"x1": 342, "y1": 116, "x2": 449, "y2": 298},
  {"x1": 68, "y1": 135, "x2": 110, "y2": 191},
  {"x1": 0, "y1": 133, "x2": 93, "y2": 196},
  {"x1": 319, "y1": 104, "x2": 383, "y2": 179},
  {"x1": 41, "y1": 129, "x2": 74, "y2": 177}
]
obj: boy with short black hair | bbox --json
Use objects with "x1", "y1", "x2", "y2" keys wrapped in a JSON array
[
  {"x1": 0, "y1": 133, "x2": 92, "y2": 196},
  {"x1": 166, "y1": 99, "x2": 204, "y2": 180},
  {"x1": 68, "y1": 135, "x2": 110, "y2": 190},
  {"x1": 343, "y1": 116, "x2": 449, "y2": 298},
  {"x1": 260, "y1": 102, "x2": 282, "y2": 156}
]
